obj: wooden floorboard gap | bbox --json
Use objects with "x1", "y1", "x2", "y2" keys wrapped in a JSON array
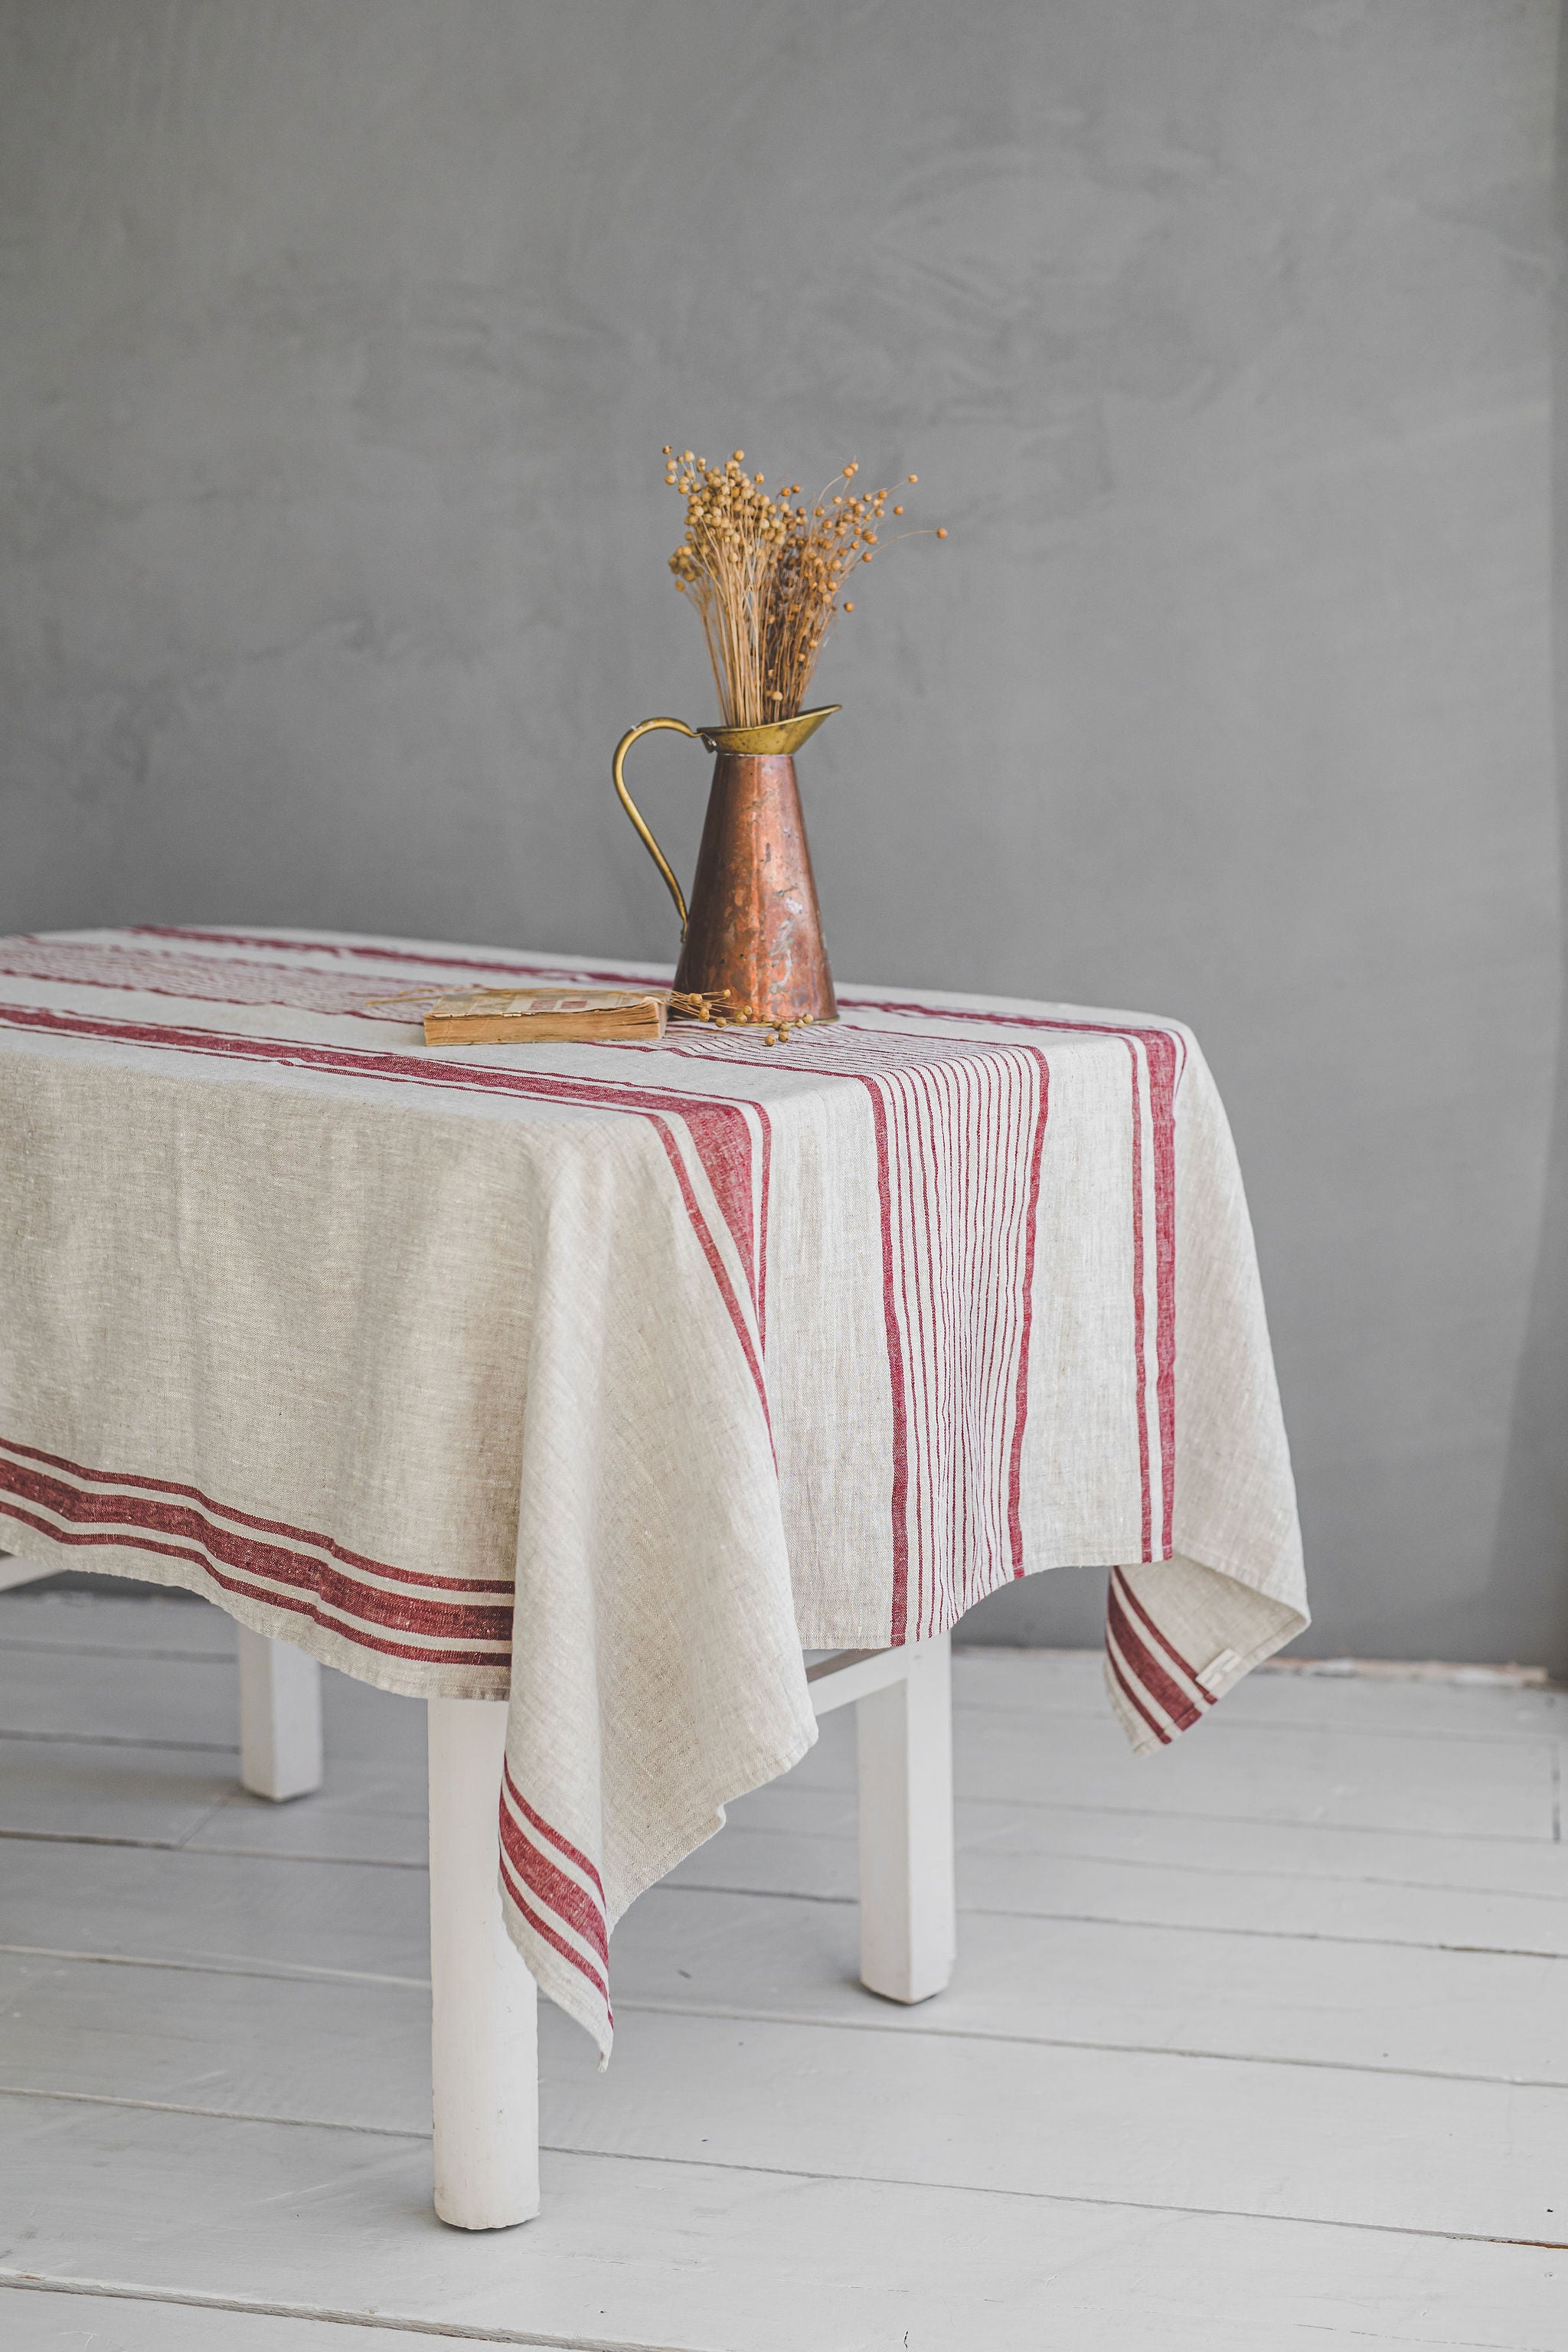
[
  {"x1": 920, "y1": 1790, "x2": 1568, "y2": 1844},
  {"x1": 7, "y1": 1945, "x2": 1563, "y2": 2085},
  {"x1": 8, "y1": 2125, "x2": 1565, "y2": 2259},
  {"x1": 0, "y1": 2278, "x2": 695, "y2": 2352},
  {"x1": 682, "y1": 1831, "x2": 1568, "y2": 1900},
  {"x1": 609, "y1": 1996, "x2": 1568, "y2": 2090},
  {"x1": 0, "y1": 1725, "x2": 237, "y2": 1753},
  {"x1": 0, "y1": 2081, "x2": 426, "y2": 2137},
  {"x1": 0, "y1": 1940, "x2": 430, "y2": 1990},
  {"x1": 0, "y1": 1826, "x2": 431, "y2": 1868},
  {"x1": 0, "y1": 1640, "x2": 235, "y2": 1664},
  {"x1": 180, "y1": 1838, "x2": 429, "y2": 1870},
  {"x1": 661, "y1": 1876, "x2": 1568, "y2": 1956},
  {"x1": 951, "y1": 1698, "x2": 1568, "y2": 1748},
  {"x1": 945, "y1": 1704, "x2": 1568, "y2": 1743},
  {"x1": 536, "y1": 2146, "x2": 1568, "y2": 2251},
  {"x1": 10, "y1": 1824, "x2": 1568, "y2": 1917}
]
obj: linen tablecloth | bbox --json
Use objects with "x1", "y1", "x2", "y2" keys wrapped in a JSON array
[{"x1": 0, "y1": 926, "x2": 1306, "y2": 2053}]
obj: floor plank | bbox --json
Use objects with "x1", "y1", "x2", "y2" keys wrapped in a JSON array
[
  {"x1": 3, "y1": 2295, "x2": 404, "y2": 2352},
  {"x1": 2, "y1": 2096, "x2": 1562, "y2": 2352},
  {"x1": 0, "y1": 1589, "x2": 237, "y2": 1658},
  {"x1": 8, "y1": 1835, "x2": 1566, "y2": 2087},
  {"x1": 48, "y1": 1908, "x2": 1568, "y2": 2145},
  {"x1": 0, "y1": 1638, "x2": 426, "y2": 1767},
  {"x1": 954, "y1": 1647, "x2": 1568, "y2": 1739},
  {"x1": 0, "y1": 1839, "x2": 430, "y2": 1983},
  {"x1": 0, "y1": 1735, "x2": 239, "y2": 1847},
  {"x1": 0, "y1": 1949, "x2": 433, "y2": 2133},
  {"x1": 2, "y1": 2287, "x2": 494, "y2": 2352},
  {"x1": 791, "y1": 1697, "x2": 1561, "y2": 1841},
  {"x1": 2, "y1": 1929, "x2": 1565, "y2": 2242},
  {"x1": 732, "y1": 1769, "x2": 1568, "y2": 1894},
  {"x1": 3, "y1": 1956, "x2": 1560, "y2": 2248},
  {"x1": 610, "y1": 1885, "x2": 1568, "y2": 2084},
  {"x1": 673, "y1": 1811, "x2": 1568, "y2": 1955},
  {"x1": 541, "y1": 2009, "x2": 1567, "y2": 2246},
  {"x1": 181, "y1": 1768, "x2": 430, "y2": 1868}
]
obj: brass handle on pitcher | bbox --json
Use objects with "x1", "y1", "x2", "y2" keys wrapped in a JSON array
[{"x1": 612, "y1": 717, "x2": 697, "y2": 936}]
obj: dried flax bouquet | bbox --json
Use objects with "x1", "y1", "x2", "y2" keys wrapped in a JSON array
[{"x1": 662, "y1": 446, "x2": 943, "y2": 728}]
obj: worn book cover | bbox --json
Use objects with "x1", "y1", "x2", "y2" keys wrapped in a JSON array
[{"x1": 423, "y1": 988, "x2": 668, "y2": 1045}]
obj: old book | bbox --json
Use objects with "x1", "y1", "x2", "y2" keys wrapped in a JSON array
[{"x1": 422, "y1": 987, "x2": 668, "y2": 1046}]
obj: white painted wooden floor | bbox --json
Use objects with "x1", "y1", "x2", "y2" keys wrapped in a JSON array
[{"x1": 0, "y1": 1587, "x2": 1563, "y2": 2350}]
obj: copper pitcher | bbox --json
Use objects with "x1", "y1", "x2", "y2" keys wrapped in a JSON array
[{"x1": 612, "y1": 705, "x2": 839, "y2": 1025}]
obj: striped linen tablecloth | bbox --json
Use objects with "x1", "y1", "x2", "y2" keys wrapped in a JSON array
[{"x1": 0, "y1": 926, "x2": 1306, "y2": 2054}]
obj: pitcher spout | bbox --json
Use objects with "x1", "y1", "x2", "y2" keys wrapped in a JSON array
[{"x1": 695, "y1": 705, "x2": 839, "y2": 758}]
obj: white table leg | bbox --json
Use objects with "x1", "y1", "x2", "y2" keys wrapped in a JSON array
[
  {"x1": 427, "y1": 1696, "x2": 540, "y2": 2230},
  {"x1": 856, "y1": 1631, "x2": 956, "y2": 2004},
  {"x1": 237, "y1": 1625, "x2": 324, "y2": 1801}
]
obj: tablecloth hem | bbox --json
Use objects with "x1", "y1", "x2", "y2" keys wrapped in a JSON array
[
  {"x1": 799, "y1": 1540, "x2": 1305, "y2": 1662},
  {"x1": 501, "y1": 1697, "x2": 819, "y2": 2060},
  {"x1": 0, "y1": 1524, "x2": 514, "y2": 1704},
  {"x1": 1105, "y1": 1544, "x2": 1308, "y2": 1756}
]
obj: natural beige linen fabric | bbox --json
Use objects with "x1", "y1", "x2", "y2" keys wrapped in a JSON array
[{"x1": 0, "y1": 926, "x2": 1306, "y2": 2053}]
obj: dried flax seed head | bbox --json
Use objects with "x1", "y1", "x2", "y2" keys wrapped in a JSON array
[{"x1": 659, "y1": 443, "x2": 947, "y2": 727}]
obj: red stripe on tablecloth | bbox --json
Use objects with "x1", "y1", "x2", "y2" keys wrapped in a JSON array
[
  {"x1": 671, "y1": 1007, "x2": 1174, "y2": 1544},
  {"x1": 645, "y1": 1119, "x2": 768, "y2": 1428},
  {"x1": 498, "y1": 1784, "x2": 609, "y2": 1969},
  {"x1": 0, "y1": 1437, "x2": 513, "y2": 1595},
  {"x1": 1144, "y1": 1034, "x2": 1179, "y2": 1562},
  {"x1": 1106, "y1": 1574, "x2": 1201, "y2": 1732},
  {"x1": 0, "y1": 1503, "x2": 511, "y2": 1667},
  {"x1": 0, "y1": 999, "x2": 743, "y2": 1144},
  {"x1": 498, "y1": 1849, "x2": 611, "y2": 2008},
  {"x1": 942, "y1": 1061, "x2": 972, "y2": 1624},
  {"x1": 755, "y1": 1106, "x2": 772, "y2": 1351},
  {"x1": 671, "y1": 1024, "x2": 1064, "y2": 1622},
  {"x1": 129, "y1": 925, "x2": 654, "y2": 991},
  {"x1": 503, "y1": 1761, "x2": 607, "y2": 1906},
  {"x1": 863, "y1": 1045, "x2": 1047, "y2": 1643},
  {"x1": 1127, "y1": 1046, "x2": 1152, "y2": 1563},
  {"x1": 1104, "y1": 1623, "x2": 1174, "y2": 1745},
  {"x1": 1110, "y1": 1566, "x2": 1210, "y2": 1703},
  {"x1": 845, "y1": 995, "x2": 1182, "y2": 1564},
  {"x1": 867, "y1": 1080, "x2": 913, "y2": 1648},
  {"x1": 0, "y1": 942, "x2": 416, "y2": 1024},
  {"x1": 0, "y1": 1001, "x2": 769, "y2": 1426},
  {"x1": 704, "y1": 1014, "x2": 1164, "y2": 1628},
  {"x1": 888, "y1": 1070, "x2": 929, "y2": 1638},
  {"x1": 1008, "y1": 1053, "x2": 1050, "y2": 1572},
  {"x1": 841, "y1": 995, "x2": 1187, "y2": 1063},
  {"x1": 0, "y1": 1449, "x2": 512, "y2": 1651}
]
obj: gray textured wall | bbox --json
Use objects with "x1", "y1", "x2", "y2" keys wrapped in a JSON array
[{"x1": 1, "y1": 1, "x2": 1560, "y2": 1660}]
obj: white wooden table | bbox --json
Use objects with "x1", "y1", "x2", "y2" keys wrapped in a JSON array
[
  {"x1": 237, "y1": 1622, "x2": 954, "y2": 2229},
  {"x1": 0, "y1": 927, "x2": 1307, "y2": 2239}
]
